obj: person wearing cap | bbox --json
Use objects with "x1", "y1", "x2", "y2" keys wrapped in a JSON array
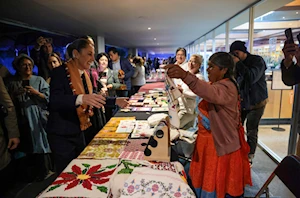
[
  {"x1": 281, "y1": 41, "x2": 300, "y2": 156},
  {"x1": 230, "y1": 40, "x2": 268, "y2": 165}
]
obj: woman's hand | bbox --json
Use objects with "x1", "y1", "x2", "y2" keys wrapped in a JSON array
[
  {"x1": 115, "y1": 97, "x2": 129, "y2": 108},
  {"x1": 164, "y1": 64, "x2": 188, "y2": 79},
  {"x1": 107, "y1": 84, "x2": 113, "y2": 89},
  {"x1": 82, "y1": 94, "x2": 106, "y2": 109},
  {"x1": 177, "y1": 84, "x2": 183, "y2": 93},
  {"x1": 25, "y1": 86, "x2": 40, "y2": 96},
  {"x1": 118, "y1": 74, "x2": 125, "y2": 79}
]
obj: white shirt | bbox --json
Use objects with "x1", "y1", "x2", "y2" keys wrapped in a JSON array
[
  {"x1": 178, "y1": 72, "x2": 204, "y2": 114},
  {"x1": 173, "y1": 61, "x2": 189, "y2": 87},
  {"x1": 75, "y1": 69, "x2": 84, "y2": 106}
]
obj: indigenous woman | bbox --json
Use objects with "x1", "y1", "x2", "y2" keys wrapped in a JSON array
[{"x1": 166, "y1": 52, "x2": 251, "y2": 198}]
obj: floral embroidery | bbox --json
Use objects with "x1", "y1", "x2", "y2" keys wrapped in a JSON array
[
  {"x1": 46, "y1": 163, "x2": 116, "y2": 193},
  {"x1": 117, "y1": 160, "x2": 143, "y2": 174},
  {"x1": 122, "y1": 179, "x2": 194, "y2": 197}
]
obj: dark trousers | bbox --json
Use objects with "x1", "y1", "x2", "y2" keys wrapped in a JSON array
[
  {"x1": 48, "y1": 133, "x2": 85, "y2": 174},
  {"x1": 241, "y1": 105, "x2": 266, "y2": 155},
  {"x1": 132, "y1": 86, "x2": 142, "y2": 95}
]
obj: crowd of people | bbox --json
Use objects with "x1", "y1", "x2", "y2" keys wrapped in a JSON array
[
  {"x1": 0, "y1": 33, "x2": 299, "y2": 198},
  {"x1": 0, "y1": 36, "x2": 145, "y2": 191}
]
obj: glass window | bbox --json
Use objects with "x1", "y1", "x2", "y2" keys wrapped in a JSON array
[
  {"x1": 228, "y1": 9, "x2": 249, "y2": 49},
  {"x1": 253, "y1": 0, "x2": 300, "y2": 159},
  {"x1": 215, "y1": 24, "x2": 226, "y2": 52}
]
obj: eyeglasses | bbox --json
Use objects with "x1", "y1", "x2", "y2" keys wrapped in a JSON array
[
  {"x1": 188, "y1": 60, "x2": 198, "y2": 65},
  {"x1": 21, "y1": 63, "x2": 32, "y2": 68}
]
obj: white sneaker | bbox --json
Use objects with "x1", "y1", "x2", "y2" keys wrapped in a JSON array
[{"x1": 44, "y1": 170, "x2": 55, "y2": 180}]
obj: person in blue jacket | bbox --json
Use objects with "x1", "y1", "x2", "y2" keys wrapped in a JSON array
[{"x1": 108, "y1": 47, "x2": 134, "y2": 93}]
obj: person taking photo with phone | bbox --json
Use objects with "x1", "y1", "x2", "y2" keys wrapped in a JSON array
[
  {"x1": 281, "y1": 33, "x2": 300, "y2": 156},
  {"x1": 5, "y1": 54, "x2": 52, "y2": 181},
  {"x1": 230, "y1": 40, "x2": 268, "y2": 166},
  {"x1": 31, "y1": 36, "x2": 54, "y2": 81}
]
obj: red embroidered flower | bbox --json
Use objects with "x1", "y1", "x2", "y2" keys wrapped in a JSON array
[
  {"x1": 127, "y1": 185, "x2": 135, "y2": 193},
  {"x1": 52, "y1": 164, "x2": 115, "y2": 191},
  {"x1": 174, "y1": 191, "x2": 181, "y2": 197},
  {"x1": 152, "y1": 184, "x2": 159, "y2": 192}
]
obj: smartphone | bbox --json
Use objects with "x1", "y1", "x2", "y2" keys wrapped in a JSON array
[
  {"x1": 22, "y1": 80, "x2": 29, "y2": 87},
  {"x1": 285, "y1": 28, "x2": 294, "y2": 44},
  {"x1": 297, "y1": 33, "x2": 300, "y2": 47}
]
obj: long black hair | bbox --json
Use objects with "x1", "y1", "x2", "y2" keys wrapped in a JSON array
[{"x1": 209, "y1": 52, "x2": 239, "y2": 92}]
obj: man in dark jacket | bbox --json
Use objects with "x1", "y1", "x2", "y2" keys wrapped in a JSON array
[
  {"x1": 281, "y1": 42, "x2": 300, "y2": 156},
  {"x1": 108, "y1": 47, "x2": 134, "y2": 91},
  {"x1": 230, "y1": 41, "x2": 268, "y2": 165}
]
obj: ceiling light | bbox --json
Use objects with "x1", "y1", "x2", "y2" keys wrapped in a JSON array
[
  {"x1": 296, "y1": 12, "x2": 299, "y2": 14},
  {"x1": 148, "y1": 27, "x2": 151, "y2": 30},
  {"x1": 157, "y1": 43, "x2": 159, "y2": 45},
  {"x1": 282, "y1": 17, "x2": 285, "y2": 19},
  {"x1": 154, "y1": 38, "x2": 156, "y2": 40}
]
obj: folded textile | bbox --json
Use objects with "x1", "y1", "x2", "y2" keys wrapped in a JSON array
[
  {"x1": 38, "y1": 159, "x2": 118, "y2": 198},
  {"x1": 120, "y1": 167, "x2": 195, "y2": 198}
]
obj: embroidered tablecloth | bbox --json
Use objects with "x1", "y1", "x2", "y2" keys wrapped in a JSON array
[
  {"x1": 38, "y1": 159, "x2": 118, "y2": 198},
  {"x1": 120, "y1": 167, "x2": 195, "y2": 197},
  {"x1": 118, "y1": 139, "x2": 149, "y2": 160},
  {"x1": 78, "y1": 139, "x2": 127, "y2": 159}
]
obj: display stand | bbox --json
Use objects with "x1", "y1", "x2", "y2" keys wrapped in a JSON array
[
  {"x1": 143, "y1": 117, "x2": 170, "y2": 162},
  {"x1": 271, "y1": 70, "x2": 293, "y2": 132}
]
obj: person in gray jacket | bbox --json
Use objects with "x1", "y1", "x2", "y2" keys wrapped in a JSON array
[
  {"x1": 96, "y1": 52, "x2": 121, "y2": 97},
  {"x1": 0, "y1": 75, "x2": 20, "y2": 194}
]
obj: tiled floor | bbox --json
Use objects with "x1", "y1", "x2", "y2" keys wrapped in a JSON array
[{"x1": 258, "y1": 124, "x2": 293, "y2": 159}]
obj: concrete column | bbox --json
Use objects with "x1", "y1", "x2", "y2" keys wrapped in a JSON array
[
  {"x1": 212, "y1": 30, "x2": 216, "y2": 53},
  {"x1": 128, "y1": 48, "x2": 138, "y2": 56},
  {"x1": 248, "y1": 6, "x2": 254, "y2": 53},
  {"x1": 225, "y1": 21, "x2": 230, "y2": 52},
  {"x1": 96, "y1": 36, "x2": 105, "y2": 54}
]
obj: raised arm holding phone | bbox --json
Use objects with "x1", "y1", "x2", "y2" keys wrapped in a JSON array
[{"x1": 281, "y1": 28, "x2": 300, "y2": 156}]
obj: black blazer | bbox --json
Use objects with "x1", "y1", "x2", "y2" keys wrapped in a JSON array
[
  {"x1": 47, "y1": 66, "x2": 81, "y2": 136},
  {"x1": 47, "y1": 66, "x2": 117, "y2": 136}
]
